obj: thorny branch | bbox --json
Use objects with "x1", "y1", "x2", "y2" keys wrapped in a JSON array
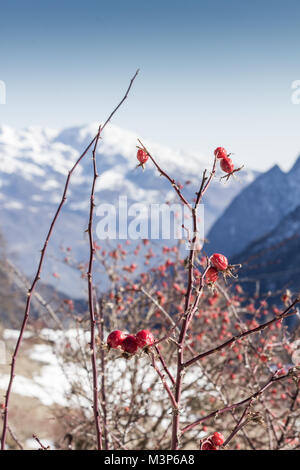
[
  {"x1": 183, "y1": 298, "x2": 299, "y2": 369},
  {"x1": 0, "y1": 70, "x2": 139, "y2": 450},
  {"x1": 181, "y1": 370, "x2": 299, "y2": 435}
]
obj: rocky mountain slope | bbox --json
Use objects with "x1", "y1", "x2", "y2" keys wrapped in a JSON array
[
  {"x1": 207, "y1": 156, "x2": 300, "y2": 258},
  {"x1": 233, "y1": 205, "x2": 300, "y2": 299}
]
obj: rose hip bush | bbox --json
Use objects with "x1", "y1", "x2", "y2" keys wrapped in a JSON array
[
  {"x1": 1, "y1": 75, "x2": 299, "y2": 450},
  {"x1": 51, "y1": 228, "x2": 299, "y2": 450}
]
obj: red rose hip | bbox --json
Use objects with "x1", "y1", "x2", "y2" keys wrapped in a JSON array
[
  {"x1": 121, "y1": 335, "x2": 139, "y2": 354},
  {"x1": 136, "y1": 329, "x2": 155, "y2": 348},
  {"x1": 210, "y1": 253, "x2": 228, "y2": 271},
  {"x1": 107, "y1": 330, "x2": 126, "y2": 349},
  {"x1": 211, "y1": 432, "x2": 225, "y2": 446},
  {"x1": 201, "y1": 441, "x2": 218, "y2": 450},
  {"x1": 220, "y1": 157, "x2": 234, "y2": 174},
  {"x1": 205, "y1": 267, "x2": 219, "y2": 284},
  {"x1": 137, "y1": 149, "x2": 149, "y2": 164},
  {"x1": 214, "y1": 147, "x2": 227, "y2": 159}
]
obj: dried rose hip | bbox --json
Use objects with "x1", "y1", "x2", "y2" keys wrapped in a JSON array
[{"x1": 210, "y1": 253, "x2": 228, "y2": 271}]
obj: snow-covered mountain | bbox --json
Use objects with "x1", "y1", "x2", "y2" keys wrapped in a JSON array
[
  {"x1": 232, "y1": 205, "x2": 300, "y2": 305},
  {"x1": 207, "y1": 156, "x2": 300, "y2": 258},
  {"x1": 0, "y1": 123, "x2": 256, "y2": 297}
]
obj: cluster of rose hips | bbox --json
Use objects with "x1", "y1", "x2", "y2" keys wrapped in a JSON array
[
  {"x1": 107, "y1": 329, "x2": 154, "y2": 356},
  {"x1": 214, "y1": 147, "x2": 244, "y2": 180},
  {"x1": 214, "y1": 147, "x2": 235, "y2": 174},
  {"x1": 200, "y1": 432, "x2": 225, "y2": 450},
  {"x1": 205, "y1": 253, "x2": 229, "y2": 285}
]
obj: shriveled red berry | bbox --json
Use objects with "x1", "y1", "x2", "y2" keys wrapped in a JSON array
[
  {"x1": 137, "y1": 148, "x2": 149, "y2": 164},
  {"x1": 211, "y1": 432, "x2": 225, "y2": 446},
  {"x1": 107, "y1": 330, "x2": 126, "y2": 349},
  {"x1": 214, "y1": 147, "x2": 227, "y2": 159},
  {"x1": 220, "y1": 157, "x2": 234, "y2": 173},
  {"x1": 121, "y1": 335, "x2": 139, "y2": 354},
  {"x1": 136, "y1": 329, "x2": 154, "y2": 348},
  {"x1": 205, "y1": 267, "x2": 219, "y2": 284},
  {"x1": 201, "y1": 441, "x2": 218, "y2": 450},
  {"x1": 210, "y1": 253, "x2": 228, "y2": 271}
]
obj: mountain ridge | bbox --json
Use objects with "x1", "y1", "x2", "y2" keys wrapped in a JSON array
[
  {"x1": 0, "y1": 123, "x2": 257, "y2": 297},
  {"x1": 207, "y1": 156, "x2": 300, "y2": 258},
  {"x1": 233, "y1": 204, "x2": 300, "y2": 304}
]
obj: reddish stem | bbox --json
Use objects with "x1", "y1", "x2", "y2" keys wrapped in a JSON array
[
  {"x1": 155, "y1": 345, "x2": 176, "y2": 386},
  {"x1": 0, "y1": 70, "x2": 139, "y2": 450},
  {"x1": 181, "y1": 372, "x2": 295, "y2": 434},
  {"x1": 150, "y1": 351, "x2": 177, "y2": 409},
  {"x1": 171, "y1": 160, "x2": 217, "y2": 449},
  {"x1": 137, "y1": 139, "x2": 192, "y2": 210},
  {"x1": 87, "y1": 127, "x2": 103, "y2": 449},
  {"x1": 182, "y1": 298, "x2": 299, "y2": 369}
]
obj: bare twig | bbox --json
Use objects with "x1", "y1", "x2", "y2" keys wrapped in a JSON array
[
  {"x1": 32, "y1": 434, "x2": 50, "y2": 450},
  {"x1": 171, "y1": 159, "x2": 217, "y2": 449},
  {"x1": 222, "y1": 400, "x2": 253, "y2": 448},
  {"x1": 0, "y1": 70, "x2": 139, "y2": 450},
  {"x1": 182, "y1": 298, "x2": 299, "y2": 369},
  {"x1": 150, "y1": 351, "x2": 177, "y2": 409},
  {"x1": 181, "y1": 372, "x2": 296, "y2": 435},
  {"x1": 87, "y1": 126, "x2": 103, "y2": 449}
]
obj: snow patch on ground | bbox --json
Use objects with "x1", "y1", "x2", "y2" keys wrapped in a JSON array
[{"x1": 1, "y1": 327, "x2": 209, "y2": 424}]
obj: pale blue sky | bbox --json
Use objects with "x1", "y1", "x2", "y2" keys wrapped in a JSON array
[{"x1": 1, "y1": 0, "x2": 300, "y2": 170}]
